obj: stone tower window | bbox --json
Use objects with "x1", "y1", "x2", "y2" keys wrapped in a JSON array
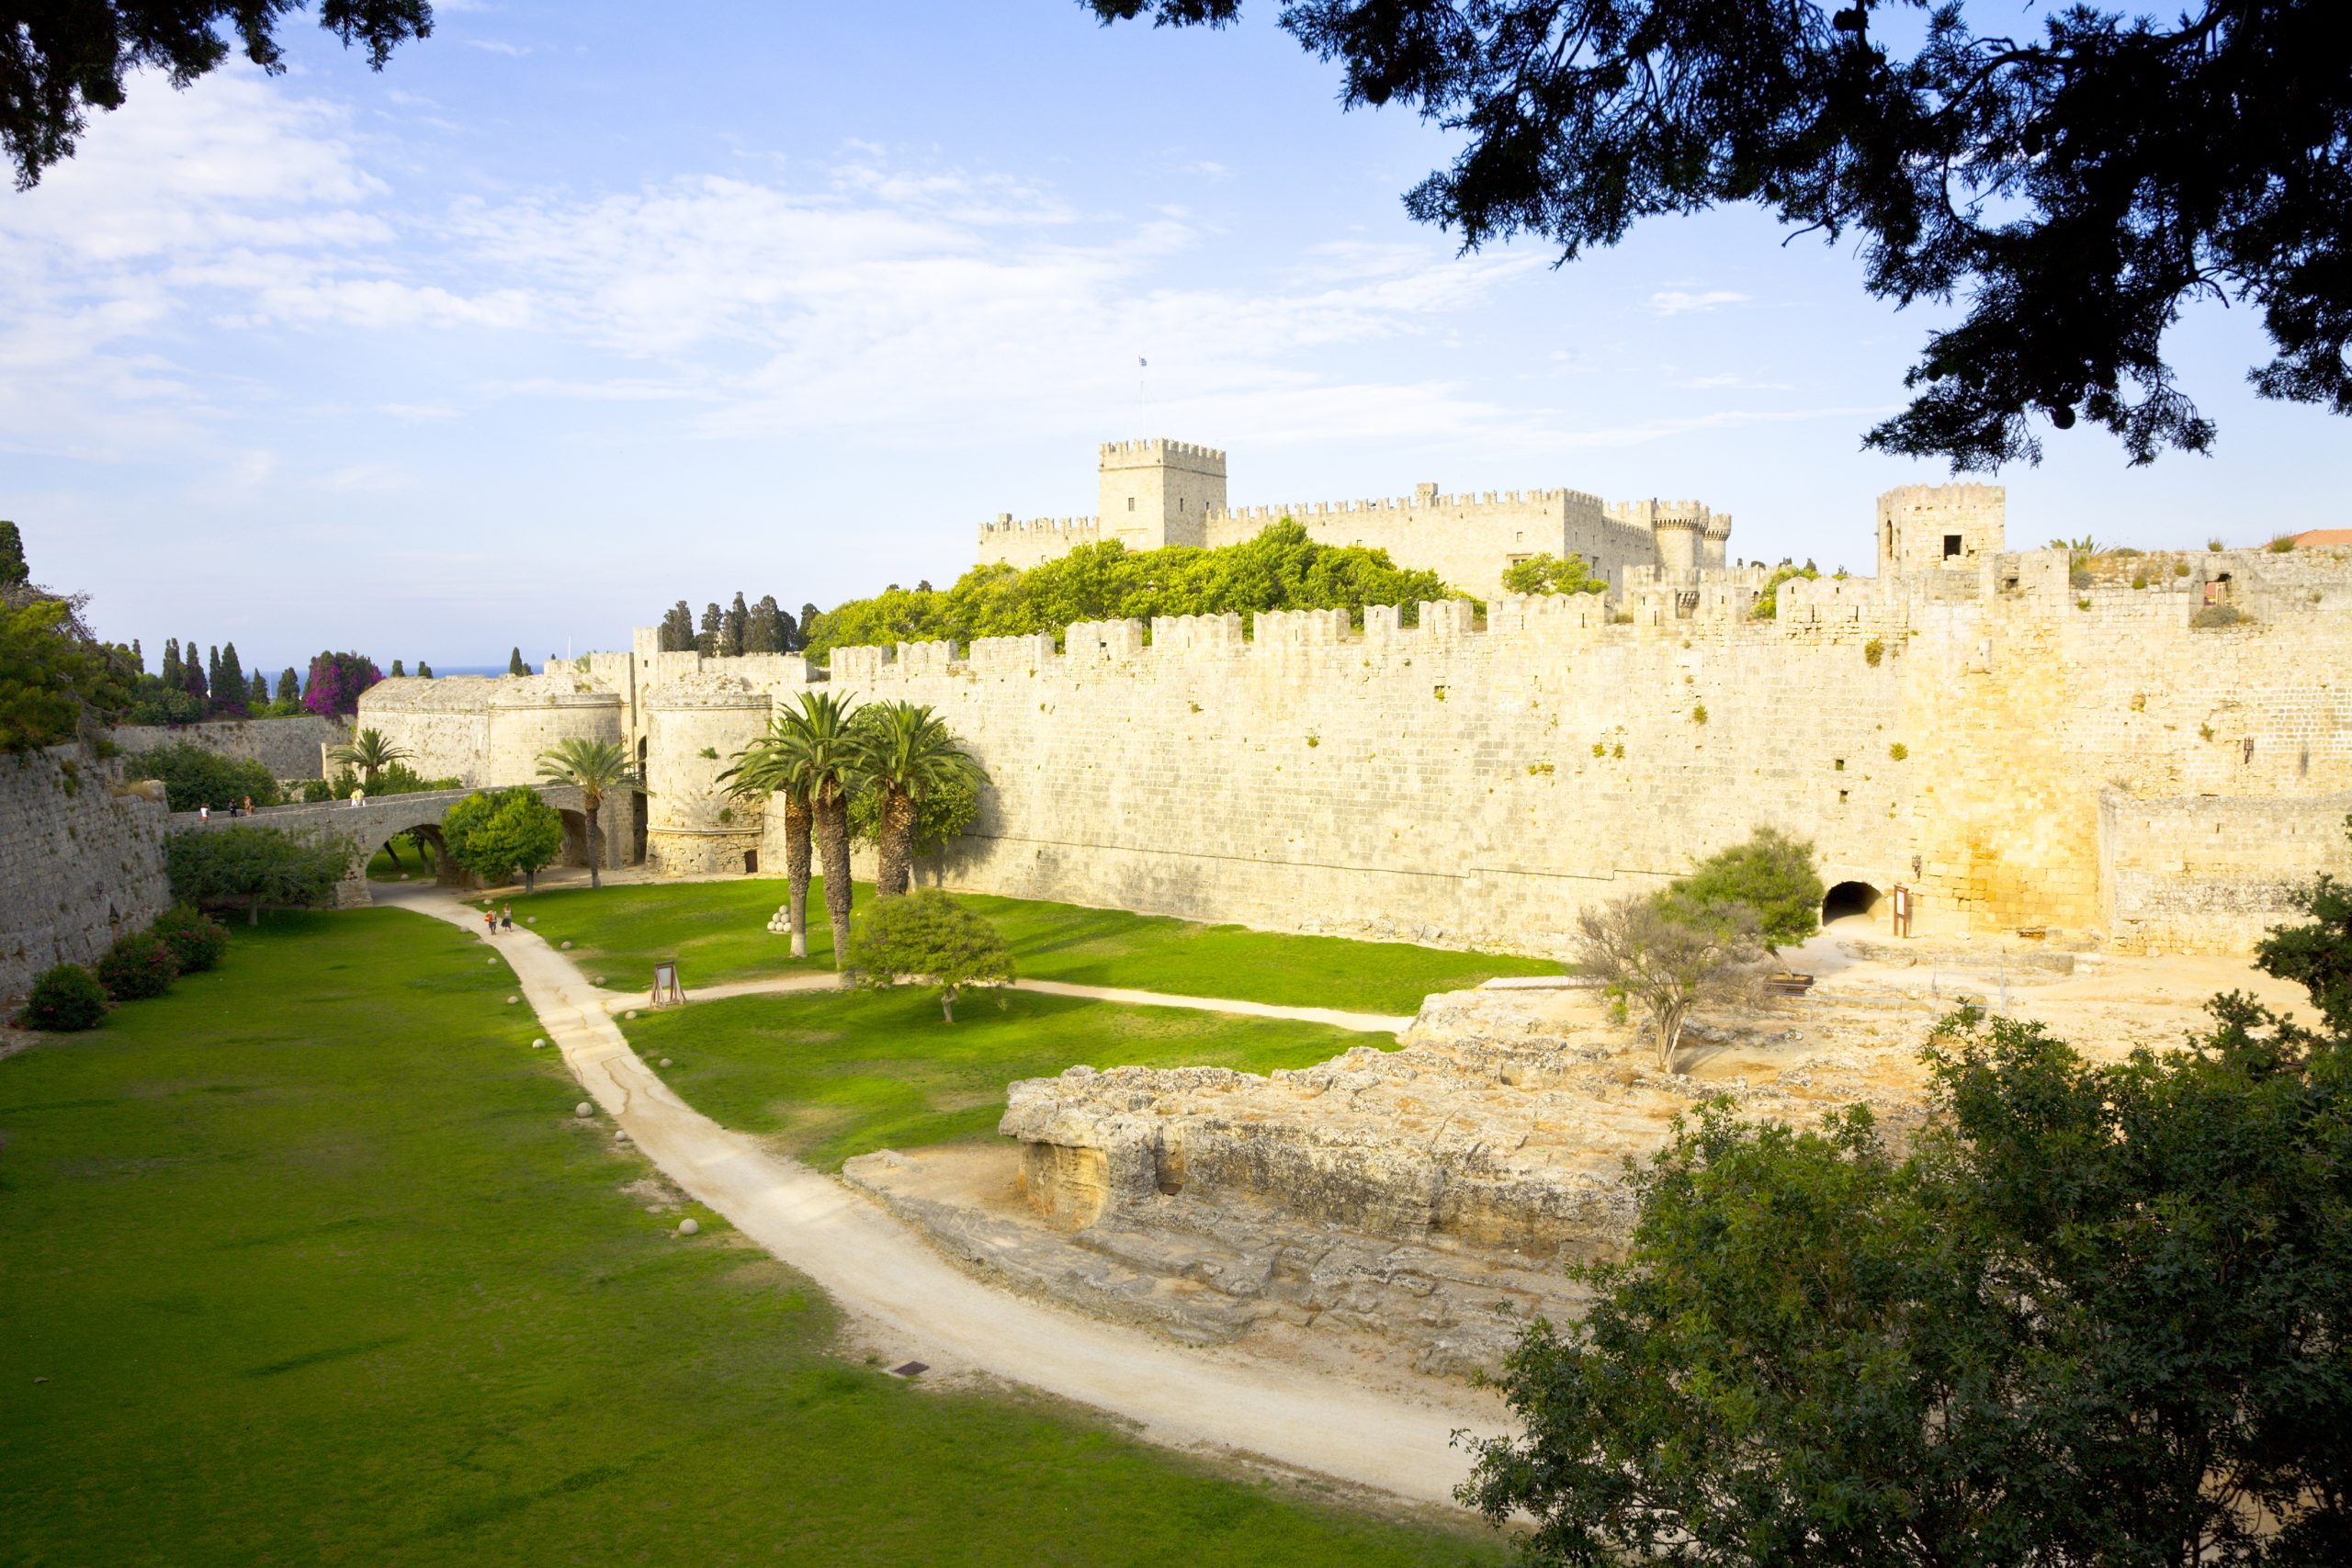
[
  {"x1": 1943, "y1": 534, "x2": 1963, "y2": 558},
  {"x1": 1127, "y1": 497, "x2": 1136, "y2": 512}
]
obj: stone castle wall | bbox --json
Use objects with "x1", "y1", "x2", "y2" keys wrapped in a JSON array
[
  {"x1": 107, "y1": 715, "x2": 350, "y2": 780},
  {"x1": 0, "y1": 745, "x2": 174, "y2": 1001},
  {"x1": 356, "y1": 527, "x2": 2352, "y2": 953}
]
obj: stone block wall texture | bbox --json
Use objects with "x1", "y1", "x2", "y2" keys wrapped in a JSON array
[
  {"x1": 357, "y1": 534, "x2": 2352, "y2": 955},
  {"x1": 0, "y1": 745, "x2": 173, "y2": 1001},
  {"x1": 107, "y1": 715, "x2": 351, "y2": 780}
]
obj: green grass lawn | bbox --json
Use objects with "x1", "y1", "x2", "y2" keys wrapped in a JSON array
[
  {"x1": 513, "y1": 877, "x2": 1555, "y2": 1014},
  {"x1": 624, "y1": 987, "x2": 1374, "y2": 1171},
  {"x1": 0, "y1": 910, "x2": 1497, "y2": 1566}
]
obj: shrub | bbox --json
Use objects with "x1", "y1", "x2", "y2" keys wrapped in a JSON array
[
  {"x1": 2173, "y1": 560, "x2": 2191, "y2": 576},
  {"x1": 123, "y1": 740, "x2": 280, "y2": 813},
  {"x1": 1690, "y1": 702, "x2": 1708, "y2": 725},
  {"x1": 21, "y1": 962, "x2": 107, "y2": 1031},
  {"x1": 2192, "y1": 603, "x2": 2245, "y2": 628},
  {"x1": 1862, "y1": 637, "x2": 1884, "y2": 667},
  {"x1": 1665, "y1": 826, "x2": 1825, "y2": 953},
  {"x1": 149, "y1": 905, "x2": 229, "y2": 974},
  {"x1": 96, "y1": 931, "x2": 178, "y2": 1000},
  {"x1": 2207, "y1": 536, "x2": 2225, "y2": 550},
  {"x1": 1889, "y1": 742, "x2": 1909, "y2": 761},
  {"x1": 2132, "y1": 573, "x2": 2149, "y2": 589},
  {"x1": 2266, "y1": 534, "x2": 2298, "y2": 553}
]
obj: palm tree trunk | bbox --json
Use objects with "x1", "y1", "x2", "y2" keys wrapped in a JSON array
[
  {"x1": 941, "y1": 985, "x2": 956, "y2": 1023},
  {"x1": 877, "y1": 785, "x2": 916, "y2": 897},
  {"x1": 814, "y1": 786, "x2": 853, "y2": 967},
  {"x1": 784, "y1": 792, "x2": 812, "y2": 959},
  {"x1": 585, "y1": 798, "x2": 603, "y2": 889}
]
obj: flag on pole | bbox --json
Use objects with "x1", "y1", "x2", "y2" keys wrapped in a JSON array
[{"x1": 1138, "y1": 356, "x2": 1148, "y2": 367}]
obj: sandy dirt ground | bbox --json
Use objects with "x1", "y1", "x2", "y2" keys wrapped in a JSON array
[{"x1": 377, "y1": 884, "x2": 1505, "y2": 1511}]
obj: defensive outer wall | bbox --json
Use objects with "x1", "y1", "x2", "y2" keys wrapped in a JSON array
[
  {"x1": 357, "y1": 491, "x2": 2352, "y2": 958},
  {"x1": 0, "y1": 745, "x2": 173, "y2": 1000}
]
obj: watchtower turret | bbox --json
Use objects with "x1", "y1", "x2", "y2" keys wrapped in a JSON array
[
  {"x1": 1877, "y1": 483, "x2": 2005, "y2": 577},
  {"x1": 1098, "y1": 438, "x2": 1227, "y2": 551}
]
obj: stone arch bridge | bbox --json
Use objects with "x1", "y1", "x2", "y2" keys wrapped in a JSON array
[{"x1": 166, "y1": 784, "x2": 637, "y2": 907}]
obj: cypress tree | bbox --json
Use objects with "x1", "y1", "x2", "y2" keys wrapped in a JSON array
[
  {"x1": 390, "y1": 659, "x2": 406, "y2": 678},
  {"x1": 745, "y1": 594, "x2": 782, "y2": 654},
  {"x1": 797, "y1": 603, "x2": 820, "y2": 653},
  {"x1": 697, "y1": 603, "x2": 722, "y2": 657},
  {"x1": 161, "y1": 638, "x2": 183, "y2": 689},
  {"x1": 660, "y1": 600, "x2": 695, "y2": 652},
  {"x1": 276, "y1": 668, "x2": 300, "y2": 707},
  {"x1": 722, "y1": 592, "x2": 749, "y2": 658},
  {"x1": 417, "y1": 660, "x2": 433, "y2": 679},
  {"x1": 0, "y1": 520, "x2": 25, "y2": 587},
  {"x1": 185, "y1": 639, "x2": 209, "y2": 704},
  {"x1": 250, "y1": 671, "x2": 271, "y2": 708},
  {"x1": 508, "y1": 648, "x2": 527, "y2": 677},
  {"x1": 217, "y1": 643, "x2": 246, "y2": 710},
  {"x1": 206, "y1": 645, "x2": 221, "y2": 698},
  {"x1": 130, "y1": 637, "x2": 144, "y2": 673}
]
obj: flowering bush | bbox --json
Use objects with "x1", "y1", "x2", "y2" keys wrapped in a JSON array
[
  {"x1": 302, "y1": 651, "x2": 382, "y2": 717},
  {"x1": 21, "y1": 963, "x2": 107, "y2": 1031},
  {"x1": 150, "y1": 906, "x2": 229, "y2": 974},
  {"x1": 96, "y1": 931, "x2": 179, "y2": 1001}
]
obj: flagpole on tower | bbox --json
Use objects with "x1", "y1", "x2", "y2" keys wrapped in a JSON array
[{"x1": 1137, "y1": 354, "x2": 1148, "y2": 414}]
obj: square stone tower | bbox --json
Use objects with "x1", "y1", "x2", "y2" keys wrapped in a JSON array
[
  {"x1": 1098, "y1": 439, "x2": 1227, "y2": 551},
  {"x1": 1877, "y1": 483, "x2": 2006, "y2": 577}
]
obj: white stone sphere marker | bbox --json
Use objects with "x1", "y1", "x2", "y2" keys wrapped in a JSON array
[
  {"x1": 677, "y1": 1218, "x2": 699, "y2": 1237},
  {"x1": 574, "y1": 1102, "x2": 594, "y2": 1119},
  {"x1": 532, "y1": 1037, "x2": 547, "y2": 1049}
]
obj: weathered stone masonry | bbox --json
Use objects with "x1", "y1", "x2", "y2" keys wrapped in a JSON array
[
  {"x1": 359, "y1": 493, "x2": 2352, "y2": 957},
  {"x1": 0, "y1": 745, "x2": 172, "y2": 1000}
]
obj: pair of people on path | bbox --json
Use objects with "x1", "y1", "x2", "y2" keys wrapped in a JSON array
[{"x1": 483, "y1": 904, "x2": 514, "y2": 937}]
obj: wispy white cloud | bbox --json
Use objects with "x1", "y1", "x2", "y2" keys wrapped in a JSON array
[
  {"x1": 462, "y1": 39, "x2": 533, "y2": 57},
  {"x1": 1648, "y1": 288, "x2": 1751, "y2": 317}
]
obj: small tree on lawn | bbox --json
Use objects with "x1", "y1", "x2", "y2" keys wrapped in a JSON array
[
  {"x1": 534, "y1": 738, "x2": 639, "y2": 889},
  {"x1": 1665, "y1": 825, "x2": 1826, "y2": 953},
  {"x1": 443, "y1": 787, "x2": 564, "y2": 891},
  {"x1": 844, "y1": 887, "x2": 1013, "y2": 1022},
  {"x1": 1575, "y1": 893, "x2": 1762, "y2": 1072},
  {"x1": 164, "y1": 824, "x2": 346, "y2": 925}
]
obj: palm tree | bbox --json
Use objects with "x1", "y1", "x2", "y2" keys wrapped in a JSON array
[
  {"x1": 853, "y1": 700, "x2": 986, "y2": 898},
  {"x1": 534, "y1": 737, "x2": 642, "y2": 889},
  {"x1": 328, "y1": 727, "x2": 411, "y2": 787},
  {"x1": 718, "y1": 691, "x2": 858, "y2": 959}
]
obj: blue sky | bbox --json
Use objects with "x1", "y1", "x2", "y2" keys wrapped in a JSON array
[{"x1": 6, "y1": 0, "x2": 2346, "y2": 670}]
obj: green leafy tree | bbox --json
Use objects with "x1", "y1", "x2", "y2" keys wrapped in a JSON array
[
  {"x1": 849, "y1": 750, "x2": 980, "y2": 865},
  {"x1": 2255, "y1": 813, "x2": 2352, "y2": 1033},
  {"x1": 1461, "y1": 979, "x2": 2352, "y2": 1566},
  {"x1": 845, "y1": 887, "x2": 1014, "y2": 1022},
  {"x1": 164, "y1": 824, "x2": 346, "y2": 925},
  {"x1": 441, "y1": 786, "x2": 564, "y2": 891},
  {"x1": 415, "y1": 660, "x2": 432, "y2": 680},
  {"x1": 802, "y1": 522, "x2": 1453, "y2": 658},
  {"x1": 744, "y1": 593, "x2": 784, "y2": 655},
  {"x1": 0, "y1": 520, "x2": 25, "y2": 586},
  {"x1": 1500, "y1": 553, "x2": 1606, "y2": 596},
  {"x1": 534, "y1": 738, "x2": 640, "y2": 890},
  {"x1": 389, "y1": 659, "x2": 405, "y2": 678},
  {"x1": 1574, "y1": 893, "x2": 1762, "y2": 1071},
  {"x1": 659, "y1": 600, "x2": 695, "y2": 652},
  {"x1": 3, "y1": 2, "x2": 431, "y2": 189},
  {"x1": 797, "y1": 603, "x2": 820, "y2": 653},
  {"x1": 851, "y1": 701, "x2": 987, "y2": 897},
  {"x1": 0, "y1": 598, "x2": 89, "y2": 751},
  {"x1": 506, "y1": 647, "x2": 527, "y2": 678},
  {"x1": 1666, "y1": 826, "x2": 1825, "y2": 953},
  {"x1": 274, "y1": 667, "x2": 300, "y2": 710},
  {"x1": 328, "y1": 727, "x2": 413, "y2": 787},
  {"x1": 123, "y1": 739, "x2": 280, "y2": 811},
  {"x1": 1749, "y1": 562, "x2": 1821, "y2": 620},
  {"x1": 1094, "y1": 2, "x2": 2352, "y2": 470},
  {"x1": 696, "y1": 602, "x2": 723, "y2": 657}
]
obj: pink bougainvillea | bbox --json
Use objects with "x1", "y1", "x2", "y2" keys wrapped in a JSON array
[{"x1": 303, "y1": 651, "x2": 382, "y2": 716}]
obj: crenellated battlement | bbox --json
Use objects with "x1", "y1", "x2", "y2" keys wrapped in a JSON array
[
  {"x1": 1099, "y1": 437, "x2": 1227, "y2": 468},
  {"x1": 1205, "y1": 485, "x2": 1602, "y2": 524}
]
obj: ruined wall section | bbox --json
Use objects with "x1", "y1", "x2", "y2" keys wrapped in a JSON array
[{"x1": 0, "y1": 746, "x2": 172, "y2": 1001}]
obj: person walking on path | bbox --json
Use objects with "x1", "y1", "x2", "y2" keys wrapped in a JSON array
[
  {"x1": 501, "y1": 904, "x2": 514, "y2": 932},
  {"x1": 242, "y1": 795, "x2": 253, "y2": 817},
  {"x1": 483, "y1": 908, "x2": 497, "y2": 938},
  {"x1": 198, "y1": 804, "x2": 209, "y2": 825}
]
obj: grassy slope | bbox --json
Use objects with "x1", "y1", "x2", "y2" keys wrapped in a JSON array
[
  {"x1": 0, "y1": 911, "x2": 1495, "y2": 1566},
  {"x1": 512, "y1": 877, "x2": 1555, "y2": 1014},
  {"x1": 624, "y1": 987, "x2": 1375, "y2": 1171}
]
